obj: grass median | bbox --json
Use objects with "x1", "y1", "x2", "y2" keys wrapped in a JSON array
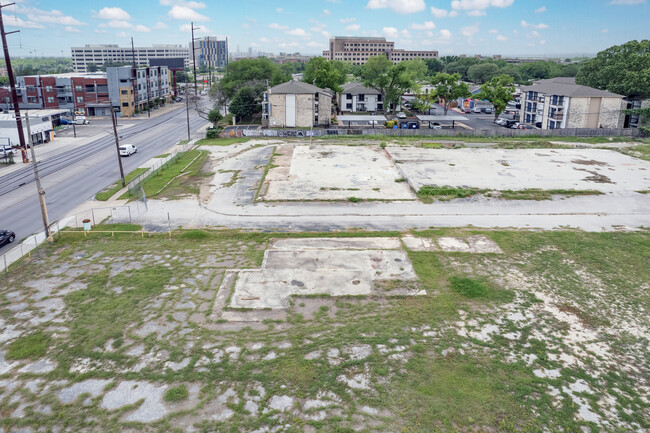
[{"x1": 94, "y1": 167, "x2": 150, "y2": 201}]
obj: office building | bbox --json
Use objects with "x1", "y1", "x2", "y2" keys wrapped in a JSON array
[
  {"x1": 71, "y1": 44, "x2": 190, "y2": 73},
  {"x1": 107, "y1": 65, "x2": 171, "y2": 117},
  {"x1": 193, "y1": 37, "x2": 229, "y2": 69},
  {"x1": 323, "y1": 36, "x2": 438, "y2": 66}
]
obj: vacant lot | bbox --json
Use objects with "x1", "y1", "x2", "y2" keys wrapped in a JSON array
[{"x1": 0, "y1": 228, "x2": 648, "y2": 432}]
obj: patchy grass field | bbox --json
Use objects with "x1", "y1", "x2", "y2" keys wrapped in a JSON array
[
  {"x1": 0, "y1": 228, "x2": 648, "y2": 432},
  {"x1": 94, "y1": 167, "x2": 150, "y2": 201}
]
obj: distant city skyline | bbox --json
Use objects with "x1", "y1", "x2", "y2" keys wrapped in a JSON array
[{"x1": 1, "y1": 0, "x2": 648, "y2": 59}]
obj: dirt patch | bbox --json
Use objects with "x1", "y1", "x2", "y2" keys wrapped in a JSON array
[{"x1": 571, "y1": 159, "x2": 609, "y2": 166}]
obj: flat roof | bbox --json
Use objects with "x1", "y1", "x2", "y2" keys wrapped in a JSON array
[
  {"x1": 416, "y1": 114, "x2": 469, "y2": 122},
  {"x1": 1, "y1": 109, "x2": 69, "y2": 118},
  {"x1": 21, "y1": 72, "x2": 107, "y2": 79},
  {"x1": 338, "y1": 115, "x2": 387, "y2": 121}
]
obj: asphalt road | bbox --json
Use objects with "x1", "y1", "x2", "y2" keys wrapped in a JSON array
[{"x1": 0, "y1": 103, "x2": 209, "y2": 251}]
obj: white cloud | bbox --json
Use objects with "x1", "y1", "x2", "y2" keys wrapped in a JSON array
[
  {"x1": 259, "y1": 37, "x2": 270, "y2": 43},
  {"x1": 367, "y1": 0, "x2": 426, "y2": 14},
  {"x1": 286, "y1": 28, "x2": 308, "y2": 36},
  {"x1": 488, "y1": 28, "x2": 498, "y2": 34},
  {"x1": 3, "y1": 14, "x2": 45, "y2": 29},
  {"x1": 340, "y1": 17, "x2": 357, "y2": 23},
  {"x1": 269, "y1": 23, "x2": 289, "y2": 31},
  {"x1": 134, "y1": 25, "x2": 151, "y2": 32},
  {"x1": 242, "y1": 23, "x2": 250, "y2": 29},
  {"x1": 540, "y1": 39, "x2": 546, "y2": 45},
  {"x1": 496, "y1": 34, "x2": 508, "y2": 41},
  {"x1": 116, "y1": 31, "x2": 128, "y2": 37},
  {"x1": 449, "y1": 10, "x2": 459, "y2": 17},
  {"x1": 411, "y1": 21, "x2": 436, "y2": 30},
  {"x1": 601, "y1": 28, "x2": 609, "y2": 33},
  {"x1": 179, "y1": 24, "x2": 211, "y2": 34},
  {"x1": 401, "y1": 29, "x2": 411, "y2": 38},
  {"x1": 467, "y1": 9, "x2": 486, "y2": 16},
  {"x1": 382, "y1": 26, "x2": 399, "y2": 38},
  {"x1": 451, "y1": 0, "x2": 514, "y2": 15},
  {"x1": 345, "y1": 24, "x2": 361, "y2": 32},
  {"x1": 100, "y1": 20, "x2": 133, "y2": 29},
  {"x1": 513, "y1": 29, "x2": 519, "y2": 34},
  {"x1": 521, "y1": 20, "x2": 549, "y2": 29},
  {"x1": 430, "y1": 7, "x2": 448, "y2": 17},
  {"x1": 460, "y1": 24, "x2": 479, "y2": 38},
  {"x1": 25, "y1": 9, "x2": 84, "y2": 26},
  {"x1": 159, "y1": 0, "x2": 207, "y2": 8},
  {"x1": 168, "y1": 5, "x2": 209, "y2": 21},
  {"x1": 306, "y1": 41, "x2": 321, "y2": 47},
  {"x1": 276, "y1": 7, "x2": 283, "y2": 13},
  {"x1": 64, "y1": 26, "x2": 81, "y2": 33},
  {"x1": 439, "y1": 29, "x2": 452, "y2": 39},
  {"x1": 609, "y1": 0, "x2": 646, "y2": 4},
  {"x1": 96, "y1": 7, "x2": 130, "y2": 21},
  {"x1": 153, "y1": 22, "x2": 168, "y2": 30},
  {"x1": 94, "y1": 29, "x2": 107, "y2": 34},
  {"x1": 323, "y1": 9, "x2": 331, "y2": 15},
  {"x1": 534, "y1": 6, "x2": 547, "y2": 13},
  {"x1": 526, "y1": 30, "x2": 542, "y2": 39}
]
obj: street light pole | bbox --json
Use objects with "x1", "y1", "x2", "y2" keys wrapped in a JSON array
[
  {"x1": 24, "y1": 112, "x2": 50, "y2": 238},
  {"x1": 111, "y1": 109, "x2": 126, "y2": 187},
  {"x1": 185, "y1": 75, "x2": 191, "y2": 141}
]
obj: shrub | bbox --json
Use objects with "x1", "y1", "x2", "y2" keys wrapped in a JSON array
[
  {"x1": 348, "y1": 197, "x2": 361, "y2": 202},
  {"x1": 384, "y1": 120, "x2": 396, "y2": 128},
  {"x1": 164, "y1": 385, "x2": 188, "y2": 402},
  {"x1": 206, "y1": 128, "x2": 220, "y2": 139}
]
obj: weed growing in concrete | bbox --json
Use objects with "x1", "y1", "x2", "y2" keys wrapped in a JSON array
[{"x1": 6, "y1": 331, "x2": 49, "y2": 360}]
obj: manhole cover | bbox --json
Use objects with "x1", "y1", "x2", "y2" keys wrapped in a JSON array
[
  {"x1": 352, "y1": 280, "x2": 361, "y2": 285},
  {"x1": 291, "y1": 280, "x2": 304, "y2": 287}
]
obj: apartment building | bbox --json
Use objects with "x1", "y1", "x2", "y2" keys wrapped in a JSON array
[
  {"x1": 323, "y1": 36, "x2": 438, "y2": 66},
  {"x1": 107, "y1": 66, "x2": 171, "y2": 117},
  {"x1": 262, "y1": 81, "x2": 332, "y2": 128},
  {"x1": 339, "y1": 82, "x2": 382, "y2": 112},
  {"x1": 193, "y1": 37, "x2": 229, "y2": 69},
  {"x1": 72, "y1": 44, "x2": 190, "y2": 73},
  {"x1": 0, "y1": 73, "x2": 112, "y2": 116},
  {"x1": 520, "y1": 77, "x2": 625, "y2": 130}
]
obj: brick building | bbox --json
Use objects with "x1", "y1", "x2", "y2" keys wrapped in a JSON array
[
  {"x1": 262, "y1": 81, "x2": 332, "y2": 128},
  {"x1": 0, "y1": 73, "x2": 112, "y2": 116},
  {"x1": 107, "y1": 66, "x2": 172, "y2": 117},
  {"x1": 520, "y1": 77, "x2": 625, "y2": 130}
]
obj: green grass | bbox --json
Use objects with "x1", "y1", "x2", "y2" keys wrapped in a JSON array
[
  {"x1": 197, "y1": 137, "x2": 250, "y2": 146},
  {"x1": 155, "y1": 153, "x2": 170, "y2": 158},
  {"x1": 499, "y1": 189, "x2": 604, "y2": 201},
  {"x1": 348, "y1": 196, "x2": 361, "y2": 202},
  {"x1": 417, "y1": 186, "x2": 481, "y2": 203},
  {"x1": 422, "y1": 142, "x2": 443, "y2": 148},
  {"x1": 94, "y1": 168, "x2": 150, "y2": 201},
  {"x1": 124, "y1": 150, "x2": 208, "y2": 199},
  {"x1": 6, "y1": 331, "x2": 49, "y2": 360},
  {"x1": 164, "y1": 385, "x2": 189, "y2": 402},
  {"x1": 92, "y1": 223, "x2": 142, "y2": 232},
  {"x1": 179, "y1": 229, "x2": 209, "y2": 240}
]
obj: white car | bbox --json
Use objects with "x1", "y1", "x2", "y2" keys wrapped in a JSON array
[
  {"x1": 429, "y1": 122, "x2": 442, "y2": 130},
  {"x1": 0, "y1": 145, "x2": 17, "y2": 158},
  {"x1": 74, "y1": 116, "x2": 89, "y2": 125},
  {"x1": 472, "y1": 107, "x2": 482, "y2": 113},
  {"x1": 396, "y1": 112, "x2": 407, "y2": 119},
  {"x1": 119, "y1": 144, "x2": 137, "y2": 157}
]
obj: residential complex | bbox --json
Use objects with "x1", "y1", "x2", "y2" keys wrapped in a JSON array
[
  {"x1": 71, "y1": 44, "x2": 190, "y2": 73},
  {"x1": 193, "y1": 37, "x2": 229, "y2": 69},
  {"x1": 339, "y1": 82, "x2": 382, "y2": 112},
  {"x1": 107, "y1": 66, "x2": 172, "y2": 116},
  {"x1": 520, "y1": 77, "x2": 624, "y2": 129},
  {"x1": 323, "y1": 36, "x2": 438, "y2": 66},
  {"x1": 262, "y1": 81, "x2": 332, "y2": 128},
  {"x1": 0, "y1": 73, "x2": 111, "y2": 116}
]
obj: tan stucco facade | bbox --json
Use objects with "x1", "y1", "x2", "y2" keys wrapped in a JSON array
[
  {"x1": 567, "y1": 97, "x2": 624, "y2": 129},
  {"x1": 268, "y1": 92, "x2": 332, "y2": 128}
]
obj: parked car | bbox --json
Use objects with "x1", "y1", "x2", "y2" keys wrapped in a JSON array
[
  {"x1": 429, "y1": 122, "x2": 442, "y2": 130},
  {"x1": 472, "y1": 107, "x2": 482, "y2": 113},
  {"x1": 0, "y1": 145, "x2": 17, "y2": 158},
  {"x1": 119, "y1": 144, "x2": 137, "y2": 157},
  {"x1": 59, "y1": 118, "x2": 72, "y2": 125},
  {"x1": 396, "y1": 112, "x2": 407, "y2": 119},
  {"x1": 463, "y1": 107, "x2": 471, "y2": 114},
  {"x1": 74, "y1": 116, "x2": 89, "y2": 125},
  {"x1": 484, "y1": 107, "x2": 493, "y2": 114},
  {"x1": 0, "y1": 230, "x2": 15, "y2": 247}
]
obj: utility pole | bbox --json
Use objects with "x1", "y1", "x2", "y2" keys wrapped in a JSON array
[
  {"x1": 0, "y1": 3, "x2": 29, "y2": 163},
  {"x1": 145, "y1": 67, "x2": 151, "y2": 118},
  {"x1": 185, "y1": 75, "x2": 191, "y2": 141},
  {"x1": 190, "y1": 22, "x2": 200, "y2": 94},
  {"x1": 24, "y1": 112, "x2": 50, "y2": 238},
  {"x1": 110, "y1": 109, "x2": 126, "y2": 187},
  {"x1": 131, "y1": 37, "x2": 138, "y2": 113}
]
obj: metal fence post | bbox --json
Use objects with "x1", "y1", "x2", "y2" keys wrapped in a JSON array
[
  {"x1": 4, "y1": 255, "x2": 7, "y2": 274},
  {"x1": 75, "y1": 213, "x2": 78, "y2": 227},
  {"x1": 92, "y1": 208, "x2": 96, "y2": 225},
  {"x1": 128, "y1": 206, "x2": 132, "y2": 222}
]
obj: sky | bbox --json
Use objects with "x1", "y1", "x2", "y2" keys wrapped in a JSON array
[{"x1": 1, "y1": 0, "x2": 649, "y2": 59}]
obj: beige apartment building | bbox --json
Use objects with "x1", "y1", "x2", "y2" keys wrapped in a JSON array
[
  {"x1": 520, "y1": 77, "x2": 625, "y2": 130},
  {"x1": 323, "y1": 36, "x2": 438, "y2": 66},
  {"x1": 262, "y1": 81, "x2": 332, "y2": 128}
]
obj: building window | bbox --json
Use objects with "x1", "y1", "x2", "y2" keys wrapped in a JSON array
[
  {"x1": 358, "y1": 94, "x2": 365, "y2": 101},
  {"x1": 346, "y1": 103, "x2": 352, "y2": 110},
  {"x1": 76, "y1": 96, "x2": 83, "y2": 103},
  {"x1": 46, "y1": 86, "x2": 53, "y2": 92},
  {"x1": 75, "y1": 85, "x2": 83, "y2": 92},
  {"x1": 121, "y1": 90, "x2": 128, "y2": 95},
  {"x1": 122, "y1": 102, "x2": 129, "y2": 107},
  {"x1": 47, "y1": 97, "x2": 54, "y2": 103}
]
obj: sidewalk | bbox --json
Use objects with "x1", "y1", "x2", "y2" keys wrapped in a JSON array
[{"x1": 115, "y1": 101, "x2": 185, "y2": 122}]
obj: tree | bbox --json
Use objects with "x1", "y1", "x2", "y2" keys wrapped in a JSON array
[
  {"x1": 475, "y1": 74, "x2": 515, "y2": 120},
  {"x1": 176, "y1": 70, "x2": 189, "y2": 84},
  {"x1": 426, "y1": 72, "x2": 471, "y2": 115},
  {"x1": 361, "y1": 56, "x2": 417, "y2": 112},
  {"x1": 576, "y1": 40, "x2": 650, "y2": 98},
  {"x1": 519, "y1": 61, "x2": 553, "y2": 80},
  {"x1": 424, "y1": 58, "x2": 444, "y2": 75},
  {"x1": 208, "y1": 108, "x2": 223, "y2": 128},
  {"x1": 229, "y1": 86, "x2": 259, "y2": 120},
  {"x1": 303, "y1": 57, "x2": 346, "y2": 94},
  {"x1": 467, "y1": 63, "x2": 500, "y2": 84},
  {"x1": 86, "y1": 63, "x2": 98, "y2": 72},
  {"x1": 218, "y1": 58, "x2": 290, "y2": 99}
]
